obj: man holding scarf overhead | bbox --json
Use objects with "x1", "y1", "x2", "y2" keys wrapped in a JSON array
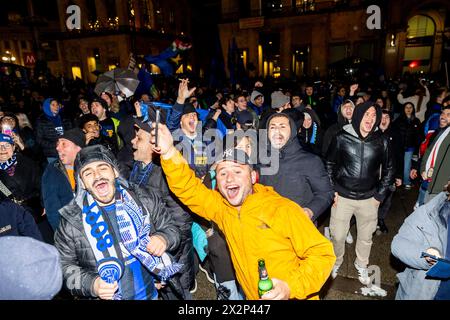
[{"x1": 54, "y1": 145, "x2": 182, "y2": 300}]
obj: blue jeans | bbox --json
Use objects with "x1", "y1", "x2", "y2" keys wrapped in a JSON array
[
  {"x1": 214, "y1": 274, "x2": 244, "y2": 300},
  {"x1": 416, "y1": 181, "x2": 429, "y2": 206},
  {"x1": 403, "y1": 150, "x2": 414, "y2": 186}
]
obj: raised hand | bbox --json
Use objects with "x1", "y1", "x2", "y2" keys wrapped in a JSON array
[
  {"x1": 150, "y1": 123, "x2": 175, "y2": 159},
  {"x1": 177, "y1": 78, "x2": 196, "y2": 104}
]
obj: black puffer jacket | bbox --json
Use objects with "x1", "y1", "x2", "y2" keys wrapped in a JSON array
[
  {"x1": 35, "y1": 115, "x2": 72, "y2": 158},
  {"x1": 54, "y1": 183, "x2": 181, "y2": 299},
  {"x1": 326, "y1": 103, "x2": 395, "y2": 202},
  {"x1": 128, "y1": 161, "x2": 195, "y2": 294},
  {"x1": 259, "y1": 113, "x2": 334, "y2": 221}
]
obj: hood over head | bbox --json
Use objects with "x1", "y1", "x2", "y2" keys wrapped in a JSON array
[
  {"x1": 351, "y1": 101, "x2": 382, "y2": 139},
  {"x1": 250, "y1": 90, "x2": 264, "y2": 105},
  {"x1": 265, "y1": 112, "x2": 301, "y2": 157},
  {"x1": 43, "y1": 98, "x2": 60, "y2": 118},
  {"x1": 337, "y1": 99, "x2": 355, "y2": 127}
]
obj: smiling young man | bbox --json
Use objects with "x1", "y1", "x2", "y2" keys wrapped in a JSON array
[
  {"x1": 129, "y1": 120, "x2": 195, "y2": 299},
  {"x1": 260, "y1": 113, "x2": 334, "y2": 223},
  {"x1": 151, "y1": 122, "x2": 336, "y2": 300},
  {"x1": 41, "y1": 128, "x2": 85, "y2": 231},
  {"x1": 54, "y1": 145, "x2": 182, "y2": 300},
  {"x1": 326, "y1": 101, "x2": 394, "y2": 284}
]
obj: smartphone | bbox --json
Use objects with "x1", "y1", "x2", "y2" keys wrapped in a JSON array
[
  {"x1": 155, "y1": 108, "x2": 160, "y2": 147},
  {"x1": 2, "y1": 125, "x2": 12, "y2": 137},
  {"x1": 420, "y1": 252, "x2": 449, "y2": 262}
]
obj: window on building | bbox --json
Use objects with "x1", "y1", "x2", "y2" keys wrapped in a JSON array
[
  {"x1": 263, "y1": 0, "x2": 283, "y2": 16},
  {"x1": 403, "y1": 15, "x2": 435, "y2": 73},
  {"x1": 20, "y1": 40, "x2": 28, "y2": 50},
  {"x1": 293, "y1": 0, "x2": 315, "y2": 13},
  {"x1": 4, "y1": 41, "x2": 11, "y2": 50},
  {"x1": 141, "y1": 0, "x2": 154, "y2": 29},
  {"x1": 239, "y1": 1, "x2": 251, "y2": 18},
  {"x1": 355, "y1": 42, "x2": 375, "y2": 61},
  {"x1": 105, "y1": 0, "x2": 117, "y2": 19},
  {"x1": 32, "y1": 0, "x2": 58, "y2": 21},
  {"x1": 329, "y1": 43, "x2": 348, "y2": 64},
  {"x1": 292, "y1": 46, "x2": 309, "y2": 77},
  {"x1": 86, "y1": 0, "x2": 97, "y2": 22},
  {"x1": 72, "y1": 66, "x2": 82, "y2": 80}
]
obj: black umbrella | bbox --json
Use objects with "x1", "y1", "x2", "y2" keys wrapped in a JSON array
[{"x1": 94, "y1": 68, "x2": 140, "y2": 97}]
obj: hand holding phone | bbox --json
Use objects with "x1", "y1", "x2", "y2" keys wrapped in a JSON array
[{"x1": 2, "y1": 124, "x2": 12, "y2": 136}]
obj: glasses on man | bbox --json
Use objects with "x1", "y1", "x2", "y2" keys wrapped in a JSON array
[{"x1": 0, "y1": 144, "x2": 12, "y2": 150}]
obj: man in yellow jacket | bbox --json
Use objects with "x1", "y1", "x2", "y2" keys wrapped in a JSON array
[{"x1": 151, "y1": 123, "x2": 336, "y2": 300}]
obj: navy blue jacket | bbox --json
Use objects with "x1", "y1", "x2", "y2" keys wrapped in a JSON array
[
  {"x1": 0, "y1": 199, "x2": 43, "y2": 241},
  {"x1": 42, "y1": 160, "x2": 74, "y2": 231}
]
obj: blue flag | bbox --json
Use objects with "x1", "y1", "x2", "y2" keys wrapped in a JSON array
[{"x1": 144, "y1": 39, "x2": 192, "y2": 76}]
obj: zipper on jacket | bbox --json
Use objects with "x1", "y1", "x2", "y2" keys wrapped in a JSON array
[{"x1": 359, "y1": 141, "x2": 364, "y2": 180}]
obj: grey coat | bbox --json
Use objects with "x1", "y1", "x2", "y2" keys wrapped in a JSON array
[
  {"x1": 54, "y1": 182, "x2": 181, "y2": 298},
  {"x1": 391, "y1": 192, "x2": 449, "y2": 300}
]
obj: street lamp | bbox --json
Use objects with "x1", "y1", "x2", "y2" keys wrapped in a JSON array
[{"x1": 2, "y1": 51, "x2": 16, "y2": 63}]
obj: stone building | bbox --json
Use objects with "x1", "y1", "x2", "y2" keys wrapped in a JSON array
[{"x1": 218, "y1": 0, "x2": 450, "y2": 79}]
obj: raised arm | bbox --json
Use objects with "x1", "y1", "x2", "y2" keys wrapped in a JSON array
[{"x1": 151, "y1": 123, "x2": 227, "y2": 226}]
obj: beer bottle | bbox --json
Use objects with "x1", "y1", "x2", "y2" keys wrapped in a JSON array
[{"x1": 258, "y1": 259, "x2": 273, "y2": 297}]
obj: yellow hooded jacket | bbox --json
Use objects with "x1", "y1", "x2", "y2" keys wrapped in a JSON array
[{"x1": 161, "y1": 150, "x2": 336, "y2": 300}]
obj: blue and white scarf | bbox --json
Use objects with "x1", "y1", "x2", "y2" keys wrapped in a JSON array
[
  {"x1": 82, "y1": 184, "x2": 182, "y2": 300},
  {"x1": 0, "y1": 154, "x2": 17, "y2": 171}
]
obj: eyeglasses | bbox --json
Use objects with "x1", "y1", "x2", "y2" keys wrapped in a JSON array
[{"x1": 0, "y1": 144, "x2": 12, "y2": 150}]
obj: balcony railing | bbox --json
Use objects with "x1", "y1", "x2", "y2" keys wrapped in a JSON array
[
  {"x1": 42, "y1": 25, "x2": 176, "y2": 41},
  {"x1": 221, "y1": 0, "x2": 371, "y2": 23}
]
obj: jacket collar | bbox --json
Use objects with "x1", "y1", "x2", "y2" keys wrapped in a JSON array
[{"x1": 343, "y1": 123, "x2": 379, "y2": 140}]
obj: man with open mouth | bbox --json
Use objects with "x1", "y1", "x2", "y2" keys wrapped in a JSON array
[
  {"x1": 151, "y1": 122, "x2": 336, "y2": 300},
  {"x1": 54, "y1": 144, "x2": 182, "y2": 300}
]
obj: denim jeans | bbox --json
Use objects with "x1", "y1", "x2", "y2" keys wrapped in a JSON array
[
  {"x1": 416, "y1": 181, "x2": 429, "y2": 206},
  {"x1": 213, "y1": 274, "x2": 244, "y2": 300},
  {"x1": 403, "y1": 150, "x2": 414, "y2": 186}
]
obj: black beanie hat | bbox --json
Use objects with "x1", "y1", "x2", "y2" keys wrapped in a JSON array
[
  {"x1": 74, "y1": 144, "x2": 118, "y2": 177},
  {"x1": 182, "y1": 103, "x2": 198, "y2": 116},
  {"x1": 59, "y1": 128, "x2": 86, "y2": 148},
  {"x1": 78, "y1": 114, "x2": 99, "y2": 129}
]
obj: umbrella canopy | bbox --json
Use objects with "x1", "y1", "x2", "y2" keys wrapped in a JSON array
[{"x1": 94, "y1": 68, "x2": 140, "y2": 97}]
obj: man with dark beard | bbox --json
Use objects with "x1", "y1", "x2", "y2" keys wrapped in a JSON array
[
  {"x1": 326, "y1": 102, "x2": 394, "y2": 284},
  {"x1": 54, "y1": 145, "x2": 182, "y2": 300}
]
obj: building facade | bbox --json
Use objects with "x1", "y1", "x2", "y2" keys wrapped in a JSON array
[
  {"x1": 218, "y1": 0, "x2": 450, "y2": 79},
  {"x1": 1, "y1": 0, "x2": 192, "y2": 83}
]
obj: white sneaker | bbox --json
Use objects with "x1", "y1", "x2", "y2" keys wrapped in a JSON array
[
  {"x1": 354, "y1": 262, "x2": 370, "y2": 285},
  {"x1": 346, "y1": 231, "x2": 353, "y2": 244},
  {"x1": 198, "y1": 263, "x2": 215, "y2": 284},
  {"x1": 331, "y1": 264, "x2": 340, "y2": 279},
  {"x1": 413, "y1": 202, "x2": 420, "y2": 211},
  {"x1": 190, "y1": 279, "x2": 197, "y2": 294},
  {"x1": 324, "y1": 227, "x2": 330, "y2": 240}
]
